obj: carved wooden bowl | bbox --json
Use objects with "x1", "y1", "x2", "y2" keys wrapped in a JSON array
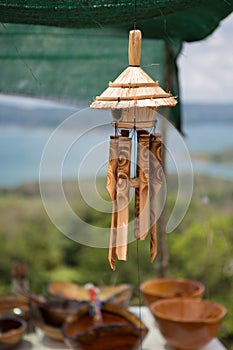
[
  {"x1": 150, "y1": 298, "x2": 227, "y2": 350},
  {"x1": 62, "y1": 302, "x2": 148, "y2": 350},
  {"x1": 140, "y1": 278, "x2": 205, "y2": 307},
  {"x1": 0, "y1": 317, "x2": 27, "y2": 349},
  {"x1": 47, "y1": 281, "x2": 133, "y2": 307},
  {"x1": 30, "y1": 299, "x2": 82, "y2": 341},
  {"x1": 40, "y1": 299, "x2": 81, "y2": 326},
  {"x1": 0, "y1": 295, "x2": 29, "y2": 321}
]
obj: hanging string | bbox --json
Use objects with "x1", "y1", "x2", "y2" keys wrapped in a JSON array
[
  {"x1": 134, "y1": 0, "x2": 137, "y2": 30},
  {"x1": 132, "y1": 107, "x2": 143, "y2": 350},
  {"x1": 133, "y1": 3, "x2": 143, "y2": 348},
  {"x1": 133, "y1": 107, "x2": 137, "y2": 178}
]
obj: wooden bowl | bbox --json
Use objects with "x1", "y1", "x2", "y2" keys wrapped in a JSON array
[
  {"x1": 0, "y1": 317, "x2": 27, "y2": 349},
  {"x1": 47, "y1": 281, "x2": 133, "y2": 307},
  {"x1": 150, "y1": 298, "x2": 227, "y2": 350},
  {"x1": 30, "y1": 299, "x2": 82, "y2": 341},
  {"x1": 140, "y1": 278, "x2": 205, "y2": 306},
  {"x1": 33, "y1": 320, "x2": 64, "y2": 341},
  {"x1": 37, "y1": 299, "x2": 81, "y2": 327},
  {"x1": 0, "y1": 295, "x2": 29, "y2": 321},
  {"x1": 62, "y1": 302, "x2": 148, "y2": 350}
]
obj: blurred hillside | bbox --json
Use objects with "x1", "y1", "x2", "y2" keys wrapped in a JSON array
[{"x1": 0, "y1": 174, "x2": 232, "y2": 343}]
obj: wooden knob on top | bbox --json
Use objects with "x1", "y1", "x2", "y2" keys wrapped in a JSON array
[{"x1": 128, "y1": 29, "x2": 142, "y2": 67}]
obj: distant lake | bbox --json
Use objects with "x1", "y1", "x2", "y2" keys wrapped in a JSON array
[{"x1": 0, "y1": 103, "x2": 232, "y2": 187}]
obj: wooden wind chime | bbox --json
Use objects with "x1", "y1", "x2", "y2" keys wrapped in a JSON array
[{"x1": 91, "y1": 29, "x2": 177, "y2": 270}]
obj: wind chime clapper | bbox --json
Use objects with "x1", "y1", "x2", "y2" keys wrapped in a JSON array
[{"x1": 90, "y1": 29, "x2": 177, "y2": 270}]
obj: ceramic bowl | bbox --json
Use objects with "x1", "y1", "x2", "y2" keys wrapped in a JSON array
[
  {"x1": 140, "y1": 278, "x2": 205, "y2": 306},
  {"x1": 150, "y1": 298, "x2": 227, "y2": 350},
  {"x1": 62, "y1": 302, "x2": 148, "y2": 350},
  {"x1": 0, "y1": 317, "x2": 27, "y2": 349},
  {"x1": 47, "y1": 281, "x2": 133, "y2": 308}
]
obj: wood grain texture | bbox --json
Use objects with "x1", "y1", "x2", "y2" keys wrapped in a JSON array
[
  {"x1": 134, "y1": 130, "x2": 147, "y2": 239},
  {"x1": 136, "y1": 132, "x2": 150, "y2": 240},
  {"x1": 106, "y1": 136, "x2": 119, "y2": 270},
  {"x1": 149, "y1": 133, "x2": 162, "y2": 262},
  {"x1": 116, "y1": 136, "x2": 132, "y2": 261},
  {"x1": 128, "y1": 29, "x2": 142, "y2": 66}
]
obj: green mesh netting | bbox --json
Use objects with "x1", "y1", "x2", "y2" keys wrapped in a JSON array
[
  {"x1": 0, "y1": 0, "x2": 232, "y2": 40},
  {"x1": 0, "y1": 1, "x2": 204, "y2": 29},
  {"x1": 0, "y1": 0, "x2": 232, "y2": 130},
  {"x1": 0, "y1": 24, "x2": 182, "y2": 128},
  {"x1": 0, "y1": 26, "x2": 168, "y2": 100}
]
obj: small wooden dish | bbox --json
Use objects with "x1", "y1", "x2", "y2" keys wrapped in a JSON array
[
  {"x1": 0, "y1": 317, "x2": 27, "y2": 349},
  {"x1": 47, "y1": 281, "x2": 133, "y2": 307},
  {"x1": 62, "y1": 302, "x2": 148, "y2": 350},
  {"x1": 140, "y1": 278, "x2": 205, "y2": 306},
  {"x1": 150, "y1": 298, "x2": 227, "y2": 350}
]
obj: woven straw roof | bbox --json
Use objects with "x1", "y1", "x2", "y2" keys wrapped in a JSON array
[{"x1": 90, "y1": 29, "x2": 177, "y2": 110}]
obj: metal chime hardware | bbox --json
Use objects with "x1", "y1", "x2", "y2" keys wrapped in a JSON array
[{"x1": 90, "y1": 29, "x2": 176, "y2": 269}]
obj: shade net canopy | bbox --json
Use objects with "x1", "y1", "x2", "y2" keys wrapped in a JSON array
[
  {"x1": 0, "y1": 0, "x2": 232, "y2": 130},
  {"x1": 0, "y1": 0, "x2": 232, "y2": 41}
]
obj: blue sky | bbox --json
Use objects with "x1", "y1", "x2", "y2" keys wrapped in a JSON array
[{"x1": 178, "y1": 13, "x2": 233, "y2": 104}]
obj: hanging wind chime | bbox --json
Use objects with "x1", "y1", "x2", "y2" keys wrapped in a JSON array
[{"x1": 90, "y1": 29, "x2": 177, "y2": 270}]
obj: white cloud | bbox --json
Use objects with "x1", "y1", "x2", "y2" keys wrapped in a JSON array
[{"x1": 178, "y1": 13, "x2": 233, "y2": 104}]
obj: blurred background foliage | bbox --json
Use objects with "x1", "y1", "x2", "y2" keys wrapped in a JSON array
[{"x1": 0, "y1": 174, "x2": 232, "y2": 341}]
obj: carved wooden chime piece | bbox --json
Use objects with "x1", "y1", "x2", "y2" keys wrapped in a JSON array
[
  {"x1": 90, "y1": 29, "x2": 176, "y2": 269},
  {"x1": 106, "y1": 130, "x2": 163, "y2": 270}
]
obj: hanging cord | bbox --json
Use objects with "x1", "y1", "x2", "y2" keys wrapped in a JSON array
[
  {"x1": 133, "y1": 107, "x2": 137, "y2": 177},
  {"x1": 133, "y1": 107, "x2": 143, "y2": 350},
  {"x1": 134, "y1": 0, "x2": 137, "y2": 30},
  {"x1": 133, "y1": 2, "x2": 143, "y2": 346}
]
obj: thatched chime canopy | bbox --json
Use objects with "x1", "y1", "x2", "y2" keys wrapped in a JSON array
[{"x1": 91, "y1": 29, "x2": 177, "y2": 128}]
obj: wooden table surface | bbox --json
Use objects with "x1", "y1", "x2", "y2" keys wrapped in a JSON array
[{"x1": 16, "y1": 306, "x2": 227, "y2": 350}]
